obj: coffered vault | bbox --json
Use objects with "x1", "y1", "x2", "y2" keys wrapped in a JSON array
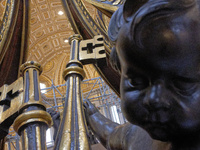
[{"x1": 27, "y1": 0, "x2": 101, "y2": 90}]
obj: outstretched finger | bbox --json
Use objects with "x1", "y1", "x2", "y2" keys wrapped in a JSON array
[{"x1": 83, "y1": 100, "x2": 89, "y2": 108}]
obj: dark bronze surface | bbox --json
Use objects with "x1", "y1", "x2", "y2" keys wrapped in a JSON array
[
  {"x1": 47, "y1": 108, "x2": 61, "y2": 141},
  {"x1": 0, "y1": 138, "x2": 5, "y2": 150},
  {"x1": 85, "y1": 0, "x2": 200, "y2": 149}
]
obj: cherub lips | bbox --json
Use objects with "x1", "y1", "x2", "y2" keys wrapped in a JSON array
[
  {"x1": 145, "y1": 110, "x2": 170, "y2": 124},
  {"x1": 142, "y1": 118, "x2": 171, "y2": 135}
]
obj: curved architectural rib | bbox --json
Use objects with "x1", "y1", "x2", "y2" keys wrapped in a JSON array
[
  {"x1": 0, "y1": 0, "x2": 29, "y2": 86},
  {"x1": 62, "y1": 0, "x2": 121, "y2": 95}
]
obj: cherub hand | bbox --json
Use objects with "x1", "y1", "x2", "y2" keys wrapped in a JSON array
[
  {"x1": 47, "y1": 108, "x2": 60, "y2": 119},
  {"x1": 83, "y1": 100, "x2": 99, "y2": 116},
  {"x1": 47, "y1": 108, "x2": 60, "y2": 129},
  {"x1": 47, "y1": 108, "x2": 61, "y2": 141}
]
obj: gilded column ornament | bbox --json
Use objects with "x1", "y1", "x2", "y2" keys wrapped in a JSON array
[
  {"x1": 61, "y1": 0, "x2": 121, "y2": 96},
  {"x1": 0, "y1": 77, "x2": 23, "y2": 139},
  {"x1": 13, "y1": 61, "x2": 52, "y2": 150},
  {"x1": 54, "y1": 34, "x2": 90, "y2": 150}
]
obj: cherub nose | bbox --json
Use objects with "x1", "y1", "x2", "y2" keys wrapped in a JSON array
[{"x1": 143, "y1": 80, "x2": 170, "y2": 109}]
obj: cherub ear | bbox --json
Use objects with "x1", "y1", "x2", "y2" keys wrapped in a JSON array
[
  {"x1": 123, "y1": 0, "x2": 148, "y2": 21},
  {"x1": 109, "y1": 47, "x2": 121, "y2": 73}
]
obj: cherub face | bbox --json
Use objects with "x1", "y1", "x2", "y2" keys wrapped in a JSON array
[
  {"x1": 119, "y1": 50, "x2": 200, "y2": 141},
  {"x1": 117, "y1": 25, "x2": 200, "y2": 142},
  {"x1": 108, "y1": 0, "x2": 200, "y2": 141}
]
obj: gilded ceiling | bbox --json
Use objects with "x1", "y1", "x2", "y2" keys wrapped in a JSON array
[
  {"x1": 0, "y1": 1, "x2": 6, "y2": 24},
  {"x1": 0, "y1": 0, "x2": 109, "y2": 97},
  {"x1": 26, "y1": 0, "x2": 100, "y2": 93}
]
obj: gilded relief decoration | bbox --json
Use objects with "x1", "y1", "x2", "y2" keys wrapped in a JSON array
[
  {"x1": 0, "y1": 0, "x2": 13, "y2": 62},
  {"x1": 0, "y1": 0, "x2": 7, "y2": 21}
]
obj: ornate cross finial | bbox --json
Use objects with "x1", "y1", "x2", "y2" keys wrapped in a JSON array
[
  {"x1": 79, "y1": 35, "x2": 106, "y2": 66},
  {"x1": 0, "y1": 78, "x2": 23, "y2": 139}
]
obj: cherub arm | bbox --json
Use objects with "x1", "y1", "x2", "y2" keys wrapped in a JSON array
[
  {"x1": 84, "y1": 100, "x2": 171, "y2": 150},
  {"x1": 84, "y1": 100, "x2": 120, "y2": 148}
]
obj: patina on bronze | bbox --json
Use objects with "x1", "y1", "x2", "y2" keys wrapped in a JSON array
[{"x1": 84, "y1": 0, "x2": 200, "y2": 149}]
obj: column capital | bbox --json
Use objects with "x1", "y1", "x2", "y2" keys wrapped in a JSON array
[
  {"x1": 20, "y1": 61, "x2": 42, "y2": 75},
  {"x1": 69, "y1": 34, "x2": 83, "y2": 45}
]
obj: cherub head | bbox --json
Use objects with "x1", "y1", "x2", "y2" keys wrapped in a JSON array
[{"x1": 109, "y1": 0, "x2": 200, "y2": 142}]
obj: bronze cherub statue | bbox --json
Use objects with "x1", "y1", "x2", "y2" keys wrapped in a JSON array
[{"x1": 84, "y1": 0, "x2": 200, "y2": 149}]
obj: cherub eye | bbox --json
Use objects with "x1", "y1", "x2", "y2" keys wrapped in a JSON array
[
  {"x1": 128, "y1": 76, "x2": 149, "y2": 89},
  {"x1": 172, "y1": 78, "x2": 198, "y2": 95}
]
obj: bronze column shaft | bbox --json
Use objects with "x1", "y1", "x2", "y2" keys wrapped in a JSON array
[
  {"x1": 54, "y1": 35, "x2": 90, "y2": 150},
  {"x1": 13, "y1": 61, "x2": 52, "y2": 150}
]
